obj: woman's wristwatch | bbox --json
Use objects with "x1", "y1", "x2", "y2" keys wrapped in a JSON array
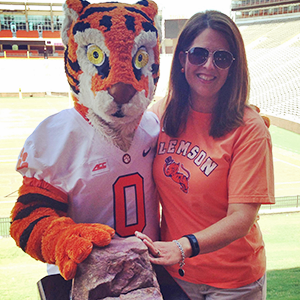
[{"x1": 183, "y1": 234, "x2": 200, "y2": 257}]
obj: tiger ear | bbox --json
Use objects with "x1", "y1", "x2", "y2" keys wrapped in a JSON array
[
  {"x1": 136, "y1": 0, "x2": 158, "y2": 20},
  {"x1": 136, "y1": 1, "x2": 161, "y2": 42},
  {"x1": 65, "y1": 0, "x2": 90, "y2": 14},
  {"x1": 61, "y1": 0, "x2": 90, "y2": 45}
]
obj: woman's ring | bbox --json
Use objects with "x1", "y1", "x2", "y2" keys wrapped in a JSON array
[{"x1": 156, "y1": 251, "x2": 161, "y2": 257}]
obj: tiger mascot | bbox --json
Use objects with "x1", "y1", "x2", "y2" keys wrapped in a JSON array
[{"x1": 10, "y1": 0, "x2": 161, "y2": 282}]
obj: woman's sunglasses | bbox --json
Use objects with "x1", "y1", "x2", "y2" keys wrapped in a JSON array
[{"x1": 184, "y1": 47, "x2": 235, "y2": 70}]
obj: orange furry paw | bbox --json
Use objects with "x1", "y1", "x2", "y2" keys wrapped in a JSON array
[
  {"x1": 250, "y1": 104, "x2": 270, "y2": 128},
  {"x1": 261, "y1": 116, "x2": 270, "y2": 128},
  {"x1": 57, "y1": 223, "x2": 115, "y2": 280},
  {"x1": 42, "y1": 218, "x2": 115, "y2": 280}
]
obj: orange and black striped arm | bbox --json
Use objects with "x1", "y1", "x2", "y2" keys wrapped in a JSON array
[
  {"x1": 10, "y1": 178, "x2": 115, "y2": 280},
  {"x1": 10, "y1": 178, "x2": 69, "y2": 261}
]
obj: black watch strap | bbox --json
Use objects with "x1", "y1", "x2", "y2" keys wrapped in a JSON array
[{"x1": 183, "y1": 234, "x2": 200, "y2": 257}]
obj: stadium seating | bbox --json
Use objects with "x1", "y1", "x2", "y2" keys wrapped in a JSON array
[
  {"x1": 5, "y1": 50, "x2": 28, "y2": 58},
  {"x1": 240, "y1": 18, "x2": 300, "y2": 124}
]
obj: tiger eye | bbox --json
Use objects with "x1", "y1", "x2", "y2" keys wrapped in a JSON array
[
  {"x1": 87, "y1": 44, "x2": 105, "y2": 66},
  {"x1": 134, "y1": 48, "x2": 149, "y2": 70}
]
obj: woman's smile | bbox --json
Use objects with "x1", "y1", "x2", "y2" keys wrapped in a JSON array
[{"x1": 197, "y1": 72, "x2": 216, "y2": 83}]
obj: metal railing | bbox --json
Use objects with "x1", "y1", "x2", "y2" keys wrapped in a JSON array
[
  {"x1": 260, "y1": 195, "x2": 300, "y2": 211},
  {"x1": 0, "y1": 217, "x2": 10, "y2": 238}
]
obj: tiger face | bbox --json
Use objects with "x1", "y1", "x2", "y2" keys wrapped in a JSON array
[{"x1": 62, "y1": 0, "x2": 160, "y2": 131}]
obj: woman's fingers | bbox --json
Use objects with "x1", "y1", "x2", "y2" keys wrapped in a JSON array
[
  {"x1": 135, "y1": 231, "x2": 161, "y2": 257},
  {"x1": 143, "y1": 238, "x2": 159, "y2": 255},
  {"x1": 135, "y1": 231, "x2": 153, "y2": 243},
  {"x1": 135, "y1": 232, "x2": 183, "y2": 266}
]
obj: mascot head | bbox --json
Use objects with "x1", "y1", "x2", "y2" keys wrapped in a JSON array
[{"x1": 61, "y1": 0, "x2": 160, "y2": 150}]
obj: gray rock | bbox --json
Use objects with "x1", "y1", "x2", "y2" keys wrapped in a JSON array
[
  {"x1": 72, "y1": 237, "x2": 163, "y2": 300},
  {"x1": 102, "y1": 287, "x2": 162, "y2": 299}
]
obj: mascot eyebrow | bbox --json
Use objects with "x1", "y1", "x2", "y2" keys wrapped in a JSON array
[
  {"x1": 125, "y1": 6, "x2": 154, "y2": 23},
  {"x1": 125, "y1": 7, "x2": 158, "y2": 36},
  {"x1": 80, "y1": 6, "x2": 117, "y2": 20},
  {"x1": 100, "y1": 16, "x2": 113, "y2": 32}
]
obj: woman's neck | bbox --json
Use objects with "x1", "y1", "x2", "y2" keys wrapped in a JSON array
[{"x1": 189, "y1": 94, "x2": 217, "y2": 113}]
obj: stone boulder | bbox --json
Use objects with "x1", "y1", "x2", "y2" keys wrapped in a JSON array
[{"x1": 71, "y1": 236, "x2": 163, "y2": 300}]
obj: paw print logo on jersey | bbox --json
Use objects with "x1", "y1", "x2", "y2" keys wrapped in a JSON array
[
  {"x1": 16, "y1": 148, "x2": 28, "y2": 170},
  {"x1": 122, "y1": 154, "x2": 131, "y2": 164},
  {"x1": 163, "y1": 156, "x2": 190, "y2": 193}
]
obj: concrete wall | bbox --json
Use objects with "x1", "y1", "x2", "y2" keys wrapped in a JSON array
[
  {"x1": 267, "y1": 115, "x2": 300, "y2": 135},
  {"x1": 0, "y1": 58, "x2": 69, "y2": 94}
]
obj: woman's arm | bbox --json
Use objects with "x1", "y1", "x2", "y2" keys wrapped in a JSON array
[{"x1": 136, "y1": 202, "x2": 260, "y2": 265}]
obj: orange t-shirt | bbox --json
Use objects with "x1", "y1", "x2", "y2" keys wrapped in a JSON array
[{"x1": 150, "y1": 100, "x2": 275, "y2": 289}]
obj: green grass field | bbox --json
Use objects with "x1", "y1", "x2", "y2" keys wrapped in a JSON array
[
  {"x1": 0, "y1": 237, "x2": 46, "y2": 300},
  {"x1": 259, "y1": 213, "x2": 300, "y2": 300},
  {"x1": 0, "y1": 213, "x2": 299, "y2": 300},
  {"x1": 0, "y1": 96, "x2": 300, "y2": 299}
]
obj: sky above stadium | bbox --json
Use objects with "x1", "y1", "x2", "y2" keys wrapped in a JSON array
[
  {"x1": 150, "y1": 0, "x2": 232, "y2": 17},
  {"x1": 42, "y1": 0, "x2": 232, "y2": 17},
  {"x1": 6, "y1": 1, "x2": 232, "y2": 17}
]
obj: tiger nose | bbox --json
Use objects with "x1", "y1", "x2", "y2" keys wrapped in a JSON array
[{"x1": 108, "y1": 82, "x2": 137, "y2": 105}]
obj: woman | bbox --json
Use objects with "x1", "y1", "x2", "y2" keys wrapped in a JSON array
[{"x1": 136, "y1": 10, "x2": 275, "y2": 300}]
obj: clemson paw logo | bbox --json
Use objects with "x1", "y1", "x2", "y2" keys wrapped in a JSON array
[{"x1": 16, "y1": 148, "x2": 28, "y2": 170}]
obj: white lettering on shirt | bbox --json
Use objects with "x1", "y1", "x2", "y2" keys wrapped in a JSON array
[
  {"x1": 158, "y1": 140, "x2": 218, "y2": 177},
  {"x1": 187, "y1": 146, "x2": 199, "y2": 160},
  {"x1": 167, "y1": 140, "x2": 177, "y2": 153},
  {"x1": 158, "y1": 142, "x2": 166, "y2": 155},
  {"x1": 194, "y1": 150, "x2": 207, "y2": 166},
  {"x1": 201, "y1": 157, "x2": 218, "y2": 176},
  {"x1": 176, "y1": 141, "x2": 191, "y2": 156}
]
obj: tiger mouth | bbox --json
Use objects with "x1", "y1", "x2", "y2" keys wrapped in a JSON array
[{"x1": 112, "y1": 110, "x2": 125, "y2": 118}]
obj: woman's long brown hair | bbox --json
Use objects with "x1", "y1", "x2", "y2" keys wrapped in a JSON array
[{"x1": 162, "y1": 11, "x2": 249, "y2": 138}]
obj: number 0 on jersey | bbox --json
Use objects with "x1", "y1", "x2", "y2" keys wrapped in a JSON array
[{"x1": 113, "y1": 173, "x2": 146, "y2": 237}]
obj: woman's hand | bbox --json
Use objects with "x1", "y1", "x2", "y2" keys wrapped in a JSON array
[
  {"x1": 136, "y1": 203, "x2": 260, "y2": 263},
  {"x1": 135, "y1": 231, "x2": 184, "y2": 266}
]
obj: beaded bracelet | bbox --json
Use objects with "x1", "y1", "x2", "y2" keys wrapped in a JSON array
[
  {"x1": 183, "y1": 234, "x2": 200, "y2": 257},
  {"x1": 173, "y1": 240, "x2": 185, "y2": 276}
]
